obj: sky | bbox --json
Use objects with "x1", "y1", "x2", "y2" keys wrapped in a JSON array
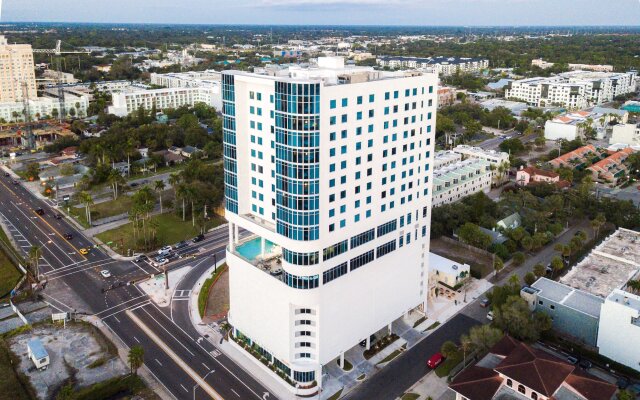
[{"x1": 2, "y1": 0, "x2": 640, "y2": 26}]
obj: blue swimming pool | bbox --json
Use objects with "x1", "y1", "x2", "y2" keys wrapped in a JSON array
[{"x1": 236, "y1": 237, "x2": 276, "y2": 261}]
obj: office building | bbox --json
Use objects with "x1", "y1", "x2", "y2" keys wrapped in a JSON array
[
  {"x1": 505, "y1": 71, "x2": 637, "y2": 109},
  {"x1": 377, "y1": 56, "x2": 489, "y2": 76},
  {"x1": 222, "y1": 57, "x2": 437, "y2": 391},
  {"x1": 0, "y1": 35, "x2": 37, "y2": 103}
]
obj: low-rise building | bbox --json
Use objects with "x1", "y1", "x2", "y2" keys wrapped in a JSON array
[
  {"x1": 610, "y1": 123, "x2": 640, "y2": 147},
  {"x1": 437, "y1": 87, "x2": 456, "y2": 108},
  {"x1": 428, "y1": 252, "x2": 470, "y2": 292},
  {"x1": 453, "y1": 145, "x2": 510, "y2": 185},
  {"x1": 531, "y1": 58, "x2": 614, "y2": 72},
  {"x1": 433, "y1": 150, "x2": 462, "y2": 169},
  {"x1": 27, "y1": 338, "x2": 50, "y2": 370},
  {"x1": 516, "y1": 166, "x2": 563, "y2": 187},
  {"x1": 548, "y1": 144, "x2": 602, "y2": 170},
  {"x1": 449, "y1": 335, "x2": 616, "y2": 400},
  {"x1": 479, "y1": 98, "x2": 530, "y2": 116},
  {"x1": 107, "y1": 85, "x2": 221, "y2": 117},
  {"x1": 41, "y1": 69, "x2": 78, "y2": 84},
  {"x1": 587, "y1": 147, "x2": 635, "y2": 186},
  {"x1": 521, "y1": 278, "x2": 603, "y2": 346},
  {"x1": 433, "y1": 158, "x2": 492, "y2": 207},
  {"x1": 545, "y1": 108, "x2": 628, "y2": 141}
]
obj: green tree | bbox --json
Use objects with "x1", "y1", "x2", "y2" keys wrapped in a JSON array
[
  {"x1": 533, "y1": 263, "x2": 546, "y2": 278},
  {"x1": 107, "y1": 169, "x2": 125, "y2": 200},
  {"x1": 440, "y1": 340, "x2": 458, "y2": 358},
  {"x1": 466, "y1": 325, "x2": 503, "y2": 354},
  {"x1": 25, "y1": 162, "x2": 40, "y2": 180},
  {"x1": 512, "y1": 252, "x2": 526, "y2": 266},
  {"x1": 458, "y1": 222, "x2": 492, "y2": 250},
  {"x1": 494, "y1": 256, "x2": 504, "y2": 275},
  {"x1": 28, "y1": 245, "x2": 42, "y2": 282},
  {"x1": 499, "y1": 138, "x2": 525, "y2": 155},
  {"x1": 524, "y1": 272, "x2": 537, "y2": 286},
  {"x1": 590, "y1": 213, "x2": 606, "y2": 239},
  {"x1": 495, "y1": 296, "x2": 549, "y2": 342},
  {"x1": 551, "y1": 256, "x2": 564, "y2": 277},
  {"x1": 128, "y1": 345, "x2": 144, "y2": 375},
  {"x1": 76, "y1": 191, "x2": 94, "y2": 226},
  {"x1": 60, "y1": 163, "x2": 75, "y2": 176},
  {"x1": 56, "y1": 384, "x2": 76, "y2": 400}
]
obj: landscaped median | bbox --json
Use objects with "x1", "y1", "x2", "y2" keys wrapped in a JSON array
[
  {"x1": 67, "y1": 195, "x2": 134, "y2": 228},
  {"x1": 198, "y1": 263, "x2": 228, "y2": 318}
]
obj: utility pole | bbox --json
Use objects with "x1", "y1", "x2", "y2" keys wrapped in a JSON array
[{"x1": 20, "y1": 81, "x2": 35, "y2": 149}]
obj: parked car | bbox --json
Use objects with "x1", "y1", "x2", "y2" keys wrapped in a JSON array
[
  {"x1": 579, "y1": 359, "x2": 592, "y2": 369},
  {"x1": 133, "y1": 253, "x2": 146, "y2": 262},
  {"x1": 100, "y1": 270, "x2": 111, "y2": 278},
  {"x1": 192, "y1": 234, "x2": 205, "y2": 243},
  {"x1": 174, "y1": 241, "x2": 188, "y2": 250},
  {"x1": 359, "y1": 335, "x2": 376, "y2": 347},
  {"x1": 486, "y1": 311, "x2": 494, "y2": 321},
  {"x1": 54, "y1": 213, "x2": 62, "y2": 220},
  {"x1": 427, "y1": 353, "x2": 445, "y2": 369},
  {"x1": 567, "y1": 355, "x2": 579, "y2": 365},
  {"x1": 63, "y1": 233, "x2": 73, "y2": 240},
  {"x1": 480, "y1": 298, "x2": 490, "y2": 308},
  {"x1": 35, "y1": 208, "x2": 45, "y2": 215}
]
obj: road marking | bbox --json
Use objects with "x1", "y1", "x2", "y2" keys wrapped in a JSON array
[
  {"x1": 133, "y1": 336, "x2": 141, "y2": 343},
  {"x1": 202, "y1": 363, "x2": 210, "y2": 370},
  {"x1": 231, "y1": 389, "x2": 240, "y2": 397},
  {"x1": 95, "y1": 295, "x2": 148, "y2": 315},
  {"x1": 155, "y1": 358, "x2": 163, "y2": 366},
  {"x1": 211, "y1": 349, "x2": 221, "y2": 358},
  {"x1": 113, "y1": 316, "x2": 121, "y2": 323},
  {"x1": 100, "y1": 300, "x2": 151, "y2": 319},
  {"x1": 127, "y1": 310, "x2": 223, "y2": 400},
  {"x1": 139, "y1": 308, "x2": 196, "y2": 356}
]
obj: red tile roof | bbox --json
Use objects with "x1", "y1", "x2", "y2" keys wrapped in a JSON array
[
  {"x1": 521, "y1": 166, "x2": 559, "y2": 179},
  {"x1": 565, "y1": 368, "x2": 617, "y2": 400},
  {"x1": 450, "y1": 366, "x2": 503, "y2": 400}
]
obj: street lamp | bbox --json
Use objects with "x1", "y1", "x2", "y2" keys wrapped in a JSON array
[
  {"x1": 193, "y1": 370, "x2": 215, "y2": 400},
  {"x1": 213, "y1": 252, "x2": 217, "y2": 272}
]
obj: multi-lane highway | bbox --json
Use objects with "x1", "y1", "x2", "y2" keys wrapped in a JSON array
[{"x1": 0, "y1": 173, "x2": 274, "y2": 400}]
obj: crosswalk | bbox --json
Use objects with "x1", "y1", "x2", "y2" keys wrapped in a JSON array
[{"x1": 172, "y1": 289, "x2": 191, "y2": 300}]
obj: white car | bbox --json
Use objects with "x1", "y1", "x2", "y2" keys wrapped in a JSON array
[
  {"x1": 100, "y1": 270, "x2": 112, "y2": 278},
  {"x1": 486, "y1": 310, "x2": 494, "y2": 321},
  {"x1": 154, "y1": 258, "x2": 169, "y2": 267},
  {"x1": 158, "y1": 246, "x2": 172, "y2": 255}
]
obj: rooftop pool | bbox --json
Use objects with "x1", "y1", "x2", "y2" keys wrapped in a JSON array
[{"x1": 236, "y1": 237, "x2": 276, "y2": 261}]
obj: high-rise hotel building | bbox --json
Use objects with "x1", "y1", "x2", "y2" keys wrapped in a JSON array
[
  {"x1": 0, "y1": 35, "x2": 37, "y2": 103},
  {"x1": 222, "y1": 57, "x2": 437, "y2": 391}
]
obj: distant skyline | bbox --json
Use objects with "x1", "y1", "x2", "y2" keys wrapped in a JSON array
[{"x1": 2, "y1": 0, "x2": 640, "y2": 26}]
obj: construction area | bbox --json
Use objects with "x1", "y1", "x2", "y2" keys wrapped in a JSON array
[
  {"x1": 561, "y1": 228, "x2": 640, "y2": 298},
  {"x1": 7, "y1": 322, "x2": 127, "y2": 399},
  {"x1": 0, "y1": 121, "x2": 75, "y2": 149}
]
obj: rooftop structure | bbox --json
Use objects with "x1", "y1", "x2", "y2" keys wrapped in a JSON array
[
  {"x1": 433, "y1": 150, "x2": 462, "y2": 169},
  {"x1": 587, "y1": 147, "x2": 636, "y2": 186},
  {"x1": 479, "y1": 98, "x2": 529, "y2": 116},
  {"x1": 545, "y1": 107, "x2": 628, "y2": 141},
  {"x1": 548, "y1": 144, "x2": 599, "y2": 169}
]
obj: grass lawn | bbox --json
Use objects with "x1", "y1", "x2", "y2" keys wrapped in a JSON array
[
  {"x1": 0, "y1": 228, "x2": 23, "y2": 300},
  {"x1": 327, "y1": 388, "x2": 343, "y2": 400},
  {"x1": 377, "y1": 349, "x2": 402, "y2": 365},
  {"x1": 425, "y1": 321, "x2": 441, "y2": 331},
  {"x1": 68, "y1": 195, "x2": 134, "y2": 227},
  {"x1": 435, "y1": 350, "x2": 463, "y2": 378},
  {"x1": 97, "y1": 212, "x2": 225, "y2": 254},
  {"x1": 401, "y1": 394, "x2": 420, "y2": 400}
]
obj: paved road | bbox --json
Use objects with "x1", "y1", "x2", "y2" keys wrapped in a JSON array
[
  {"x1": 0, "y1": 174, "x2": 274, "y2": 400},
  {"x1": 343, "y1": 314, "x2": 481, "y2": 400}
]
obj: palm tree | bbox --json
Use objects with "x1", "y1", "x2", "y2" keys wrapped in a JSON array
[
  {"x1": 627, "y1": 280, "x2": 640, "y2": 295},
  {"x1": 154, "y1": 180, "x2": 166, "y2": 213},
  {"x1": 128, "y1": 345, "x2": 144, "y2": 375},
  {"x1": 176, "y1": 184, "x2": 188, "y2": 221},
  {"x1": 78, "y1": 191, "x2": 94, "y2": 226},
  {"x1": 591, "y1": 214, "x2": 606, "y2": 239},
  {"x1": 168, "y1": 173, "x2": 180, "y2": 201},
  {"x1": 460, "y1": 334, "x2": 473, "y2": 367},
  {"x1": 107, "y1": 169, "x2": 125, "y2": 200},
  {"x1": 28, "y1": 246, "x2": 42, "y2": 281}
]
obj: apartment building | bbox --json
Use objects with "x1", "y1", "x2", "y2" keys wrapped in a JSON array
[
  {"x1": 453, "y1": 145, "x2": 509, "y2": 185},
  {"x1": 222, "y1": 57, "x2": 437, "y2": 391},
  {"x1": 107, "y1": 85, "x2": 221, "y2": 117},
  {"x1": 610, "y1": 123, "x2": 640, "y2": 147},
  {"x1": 149, "y1": 69, "x2": 221, "y2": 88},
  {"x1": 505, "y1": 71, "x2": 637, "y2": 109},
  {"x1": 531, "y1": 58, "x2": 614, "y2": 72},
  {"x1": 377, "y1": 56, "x2": 489, "y2": 76},
  {"x1": 548, "y1": 144, "x2": 599, "y2": 169},
  {"x1": 432, "y1": 157, "x2": 491, "y2": 207},
  {"x1": 587, "y1": 147, "x2": 635, "y2": 186},
  {"x1": 0, "y1": 35, "x2": 37, "y2": 102}
]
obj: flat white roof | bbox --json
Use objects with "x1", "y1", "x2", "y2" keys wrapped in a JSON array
[{"x1": 429, "y1": 252, "x2": 470, "y2": 276}]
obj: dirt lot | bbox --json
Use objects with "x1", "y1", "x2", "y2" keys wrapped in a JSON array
[
  {"x1": 430, "y1": 238, "x2": 494, "y2": 278},
  {"x1": 8, "y1": 322, "x2": 127, "y2": 399}
]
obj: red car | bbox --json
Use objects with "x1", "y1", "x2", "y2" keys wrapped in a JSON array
[{"x1": 427, "y1": 352, "x2": 444, "y2": 369}]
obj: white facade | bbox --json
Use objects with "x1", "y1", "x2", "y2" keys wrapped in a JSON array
[
  {"x1": 597, "y1": 290, "x2": 640, "y2": 372},
  {"x1": 452, "y1": 145, "x2": 509, "y2": 184},
  {"x1": 505, "y1": 71, "x2": 637, "y2": 109},
  {"x1": 150, "y1": 70, "x2": 221, "y2": 88},
  {"x1": 610, "y1": 123, "x2": 640, "y2": 147},
  {"x1": 432, "y1": 158, "x2": 491, "y2": 207},
  {"x1": 223, "y1": 57, "x2": 437, "y2": 388},
  {"x1": 107, "y1": 85, "x2": 221, "y2": 117},
  {"x1": 0, "y1": 94, "x2": 89, "y2": 122},
  {"x1": 428, "y1": 252, "x2": 470, "y2": 289},
  {"x1": 545, "y1": 108, "x2": 629, "y2": 141},
  {"x1": 377, "y1": 56, "x2": 489, "y2": 76}
]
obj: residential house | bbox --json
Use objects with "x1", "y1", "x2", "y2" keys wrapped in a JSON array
[
  {"x1": 516, "y1": 166, "x2": 567, "y2": 188},
  {"x1": 180, "y1": 146, "x2": 200, "y2": 158},
  {"x1": 496, "y1": 212, "x2": 521, "y2": 231},
  {"x1": 428, "y1": 252, "x2": 470, "y2": 293},
  {"x1": 449, "y1": 336, "x2": 616, "y2": 400},
  {"x1": 153, "y1": 150, "x2": 184, "y2": 166}
]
